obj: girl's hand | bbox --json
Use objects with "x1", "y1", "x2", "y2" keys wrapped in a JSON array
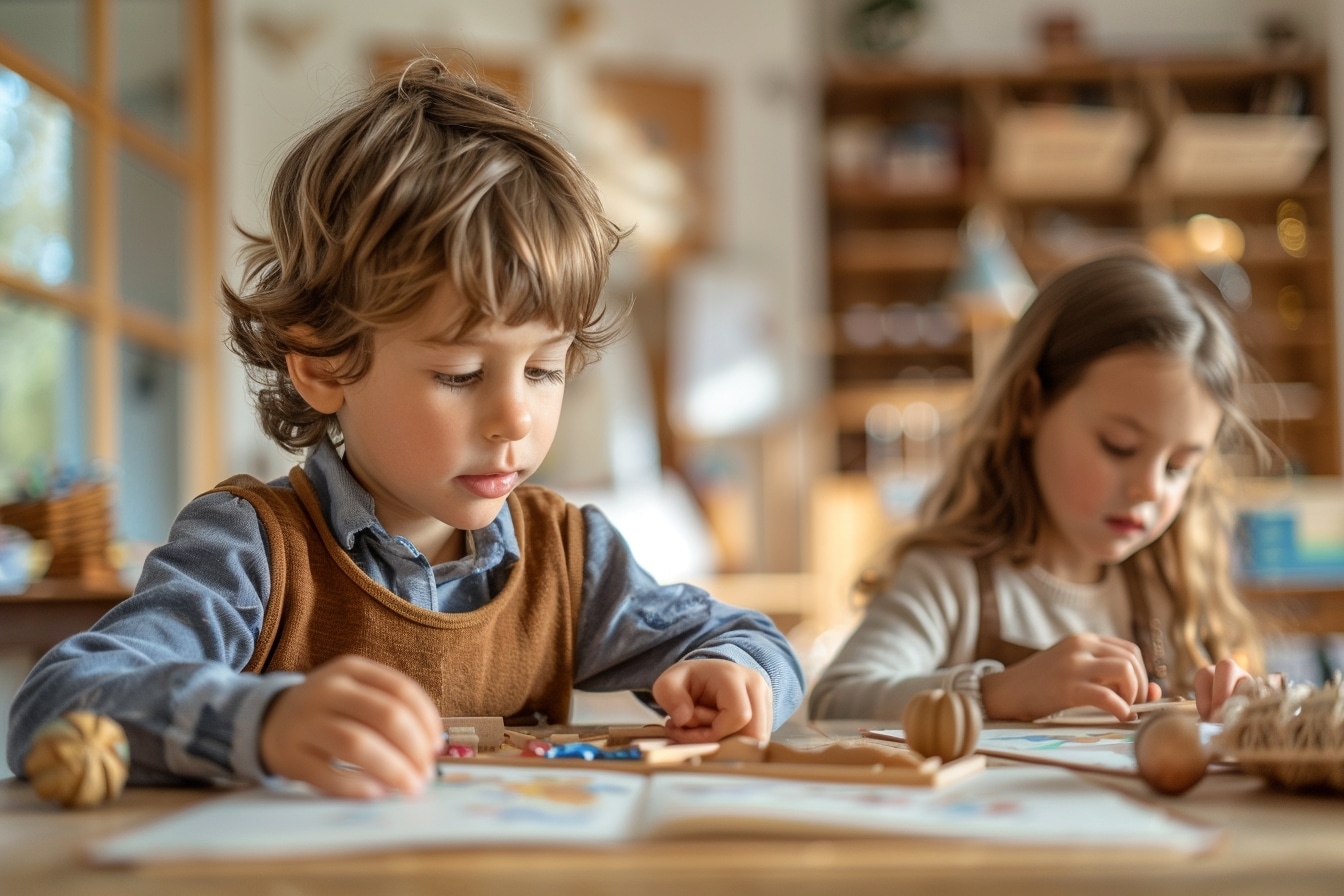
[
  {"x1": 652, "y1": 659, "x2": 773, "y2": 744},
  {"x1": 259, "y1": 655, "x2": 443, "y2": 798},
  {"x1": 980, "y1": 633, "x2": 1161, "y2": 722},
  {"x1": 1193, "y1": 657, "x2": 1253, "y2": 721}
]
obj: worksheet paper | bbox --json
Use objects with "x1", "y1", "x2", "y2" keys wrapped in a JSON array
[
  {"x1": 866, "y1": 725, "x2": 1143, "y2": 773},
  {"x1": 91, "y1": 763, "x2": 1216, "y2": 864}
]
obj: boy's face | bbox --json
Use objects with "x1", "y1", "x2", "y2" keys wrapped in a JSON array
[
  {"x1": 334, "y1": 280, "x2": 573, "y2": 549},
  {"x1": 1026, "y1": 348, "x2": 1222, "y2": 584}
]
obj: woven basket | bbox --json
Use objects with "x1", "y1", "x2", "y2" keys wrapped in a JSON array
[{"x1": 0, "y1": 483, "x2": 115, "y2": 580}]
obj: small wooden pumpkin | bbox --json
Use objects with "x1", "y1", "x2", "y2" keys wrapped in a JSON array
[
  {"x1": 24, "y1": 711, "x2": 130, "y2": 809},
  {"x1": 902, "y1": 688, "x2": 982, "y2": 762},
  {"x1": 1134, "y1": 711, "x2": 1210, "y2": 796}
]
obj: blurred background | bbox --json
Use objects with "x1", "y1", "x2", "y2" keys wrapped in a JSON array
[{"x1": 2, "y1": 0, "x2": 1344, "y2": 743}]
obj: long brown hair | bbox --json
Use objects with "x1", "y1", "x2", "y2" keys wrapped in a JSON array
[
  {"x1": 223, "y1": 56, "x2": 626, "y2": 452},
  {"x1": 871, "y1": 252, "x2": 1267, "y2": 687}
]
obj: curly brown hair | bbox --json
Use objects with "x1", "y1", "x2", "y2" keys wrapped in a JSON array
[{"x1": 222, "y1": 56, "x2": 626, "y2": 452}]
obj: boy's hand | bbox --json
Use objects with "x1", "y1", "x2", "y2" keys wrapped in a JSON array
[
  {"x1": 1193, "y1": 657, "x2": 1253, "y2": 722},
  {"x1": 259, "y1": 655, "x2": 443, "y2": 799},
  {"x1": 652, "y1": 658, "x2": 773, "y2": 744},
  {"x1": 980, "y1": 633, "x2": 1161, "y2": 722}
]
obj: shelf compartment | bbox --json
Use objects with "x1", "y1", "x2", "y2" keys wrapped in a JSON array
[{"x1": 830, "y1": 229, "x2": 961, "y2": 273}]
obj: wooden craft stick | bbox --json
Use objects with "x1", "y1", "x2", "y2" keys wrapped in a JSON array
[
  {"x1": 707, "y1": 735, "x2": 769, "y2": 763},
  {"x1": 1032, "y1": 697, "x2": 1197, "y2": 724},
  {"x1": 765, "y1": 740, "x2": 923, "y2": 768},
  {"x1": 605, "y1": 724, "x2": 670, "y2": 746},
  {"x1": 502, "y1": 729, "x2": 538, "y2": 750},
  {"x1": 637, "y1": 742, "x2": 721, "y2": 766},
  {"x1": 440, "y1": 717, "x2": 505, "y2": 750}
]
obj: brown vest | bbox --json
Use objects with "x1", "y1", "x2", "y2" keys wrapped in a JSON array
[
  {"x1": 214, "y1": 468, "x2": 585, "y2": 725},
  {"x1": 973, "y1": 557, "x2": 1171, "y2": 694}
]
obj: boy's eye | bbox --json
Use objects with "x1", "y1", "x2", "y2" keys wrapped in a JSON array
[
  {"x1": 526, "y1": 367, "x2": 565, "y2": 385},
  {"x1": 434, "y1": 371, "x2": 482, "y2": 388},
  {"x1": 1099, "y1": 437, "x2": 1136, "y2": 458}
]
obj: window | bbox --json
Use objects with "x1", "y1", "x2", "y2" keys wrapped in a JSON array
[{"x1": 0, "y1": 0, "x2": 216, "y2": 544}]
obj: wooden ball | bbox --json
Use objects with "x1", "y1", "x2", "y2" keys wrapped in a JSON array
[
  {"x1": 902, "y1": 688, "x2": 982, "y2": 762},
  {"x1": 25, "y1": 711, "x2": 130, "y2": 809},
  {"x1": 1135, "y1": 711, "x2": 1209, "y2": 796}
]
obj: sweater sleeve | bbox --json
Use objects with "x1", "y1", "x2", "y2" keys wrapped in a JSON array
[
  {"x1": 571, "y1": 506, "x2": 804, "y2": 729},
  {"x1": 808, "y1": 548, "x2": 1001, "y2": 721},
  {"x1": 5, "y1": 490, "x2": 302, "y2": 786}
]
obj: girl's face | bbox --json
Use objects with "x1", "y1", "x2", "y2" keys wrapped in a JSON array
[{"x1": 1026, "y1": 348, "x2": 1224, "y2": 584}]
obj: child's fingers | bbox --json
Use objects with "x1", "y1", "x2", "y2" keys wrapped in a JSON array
[
  {"x1": 1211, "y1": 657, "x2": 1244, "y2": 699},
  {"x1": 1194, "y1": 667, "x2": 1213, "y2": 719},
  {"x1": 651, "y1": 666, "x2": 697, "y2": 727},
  {"x1": 1070, "y1": 682, "x2": 1134, "y2": 722},
  {"x1": 736, "y1": 674, "x2": 773, "y2": 740},
  {"x1": 283, "y1": 710, "x2": 427, "y2": 797},
  {"x1": 707, "y1": 682, "x2": 753, "y2": 739},
  {"x1": 1092, "y1": 636, "x2": 1151, "y2": 704},
  {"x1": 318, "y1": 719, "x2": 428, "y2": 796},
  {"x1": 334, "y1": 657, "x2": 443, "y2": 757},
  {"x1": 1205, "y1": 657, "x2": 1248, "y2": 721},
  {"x1": 291, "y1": 745, "x2": 390, "y2": 800},
  {"x1": 1087, "y1": 654, "x2": 1149, "y2": 706}
]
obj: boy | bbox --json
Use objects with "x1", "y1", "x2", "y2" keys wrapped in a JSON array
[{"x1": 7, "y1": 59, "x2": 804, "y2": 799}]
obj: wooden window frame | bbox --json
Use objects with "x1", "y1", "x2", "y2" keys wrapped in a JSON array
[{"x1": 0, "y1": 0, "x2": 219, "y2": 506}]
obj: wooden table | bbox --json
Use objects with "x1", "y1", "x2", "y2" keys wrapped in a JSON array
[
  {"x1": 0, "y1": 578, "x2": 129, "y2": 655},
  {"x1": 3, "y1": 720, "x2": 1343, "y2": 896}
]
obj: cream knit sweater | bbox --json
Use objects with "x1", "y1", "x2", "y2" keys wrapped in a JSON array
[{"x1": 808, "y1": 547, "x2": 1173, "y2": 721}]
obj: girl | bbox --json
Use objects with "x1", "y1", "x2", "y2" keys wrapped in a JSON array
[{"x1": 809, "y1": 253, "x2": 1267, "y2": 724}]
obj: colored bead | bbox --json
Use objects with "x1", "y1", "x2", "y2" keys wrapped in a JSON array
[{"x1": 544, "y1": 742, "x2": 641, "y2": 761}]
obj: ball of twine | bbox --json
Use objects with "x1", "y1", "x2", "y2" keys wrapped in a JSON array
[
  {"x1": 1217, "y1": 676, "x2": 1344, "y2": 791},
  {"x1": 901, "y1": 688, "x2": 981, "y2": 763},
  {"x1": 24, "y1": 711, "x2": 130, "y2": 809}
]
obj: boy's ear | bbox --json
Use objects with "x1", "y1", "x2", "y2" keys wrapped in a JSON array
[
  {"x1": 285, "y1": 329, "x2": 346, "y2": 415},
  {"x1": 1015, "y1": 371, "x2": 1043, "y2": 437}
]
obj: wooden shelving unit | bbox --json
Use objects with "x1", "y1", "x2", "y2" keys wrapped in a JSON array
[{"x1": 821, "y1": 53, "x2": 1337, "y2": 478}]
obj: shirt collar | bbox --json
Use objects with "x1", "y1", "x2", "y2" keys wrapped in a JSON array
[
  {"x1": 301, "y1": 437, "x2": 519, "y2": 570},
  {"x1": 303, "y1": 438, "x2": 382, "y2": 551}
]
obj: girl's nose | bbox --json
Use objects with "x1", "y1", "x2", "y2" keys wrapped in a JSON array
[{"x1": 1127, "y1": 462, "x2": 1162, "y2": 503}]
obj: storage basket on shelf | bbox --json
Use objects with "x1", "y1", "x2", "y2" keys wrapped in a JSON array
[
  {"x1": 1155, "y1": 113, "x2": 1326, "y2": 194},
  {"x1": 990, "y1": 103, "x2": 1147, "y2": 198},
  {"x1": 0, "y1": 482, "x2": 116, "y2": 581}
]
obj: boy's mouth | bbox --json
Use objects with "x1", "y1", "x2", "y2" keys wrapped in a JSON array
[{"x1": 455, "y1": 471, "x2": 519, "y2": 499}]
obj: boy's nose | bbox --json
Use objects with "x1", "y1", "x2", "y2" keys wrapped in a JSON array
[{"x1": 485, "y1": 390, "x2": 532, "y2": 442}]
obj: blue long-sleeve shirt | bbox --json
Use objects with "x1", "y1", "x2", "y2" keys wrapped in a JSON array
[{"x1": 7, "y1": 439, "x2": 804, "y2": 785}]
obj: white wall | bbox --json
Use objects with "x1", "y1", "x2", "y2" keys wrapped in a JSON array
[
  {"x1": 214, "y1": 0, "x2": 1343, "y2": 484},
  {"x1": 214, "y1": 0, "x2": 823, "y2": 482}
]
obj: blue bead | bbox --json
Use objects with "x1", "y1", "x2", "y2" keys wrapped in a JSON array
[{"x1": 543, "y1": 743, "x2": 641, "y2": 761}]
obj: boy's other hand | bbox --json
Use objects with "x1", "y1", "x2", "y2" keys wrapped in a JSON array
[
  {"x1": 1193, "y1": 656, "x2": 1253, "y2": 722},
  {"x1": 259, "y1": 655, "x2": 443, "y2": 798},
  {"x1": 653, "y1": 658, "x2": 773, "y2": 744},
  {"x1": 980, "y1": 632, "x2": 1160, "y2": 722}
]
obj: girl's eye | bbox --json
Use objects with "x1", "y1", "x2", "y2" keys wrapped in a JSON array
[
  {"x1": 1165, "y1": 463, "x2": 1196, "y2": 479},
  {"x1": 526, "y1": 367, "x2": 565, "y2": 385},
  {"x1": 434, "y1": 371, "x2": 482, "y2": 389},
  {"x1": 1100, "y1": 438, "x2": 1136, "y2": 458}
]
